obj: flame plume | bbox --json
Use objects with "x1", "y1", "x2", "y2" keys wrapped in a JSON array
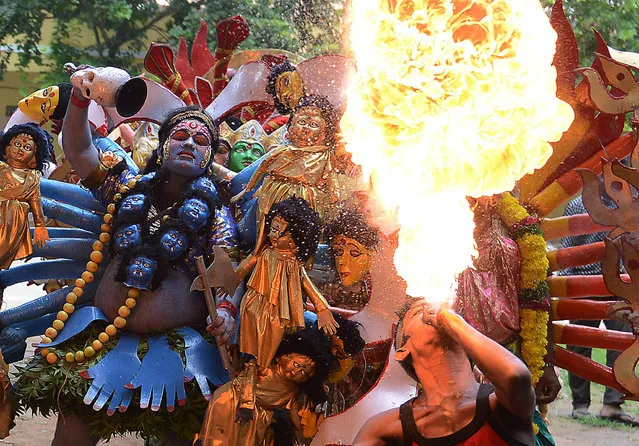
[{"x1": 342, "y1": 0, "x2": 573, "y2": 301}]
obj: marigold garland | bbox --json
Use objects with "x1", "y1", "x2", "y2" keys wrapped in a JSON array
[{"x1": 495, "y1": 192, "x2": 549, "y2": 385}]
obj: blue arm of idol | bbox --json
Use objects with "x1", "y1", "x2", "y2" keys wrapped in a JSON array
[
  {"x1": 40, "y1": 179, "x2": 106, "y2": 213},
  {"x1": 0, "y1": 259, "x2": 88, "y2": 287},
  {"x1": 0, "y1": 312, "x2": 57, "y2": 363},
  {"x1": 92, "y1": 135, "x2": 139, "y2": 174},
  {"x1": 0, "y1": 282, "x2": 98, "y2": 328},
  {"x1": 34, "y1": 227, "x2": 96, "y2": 239},
  {"x1": 42, "y1": 198, "x2": 103, "y2": 233},
  {"x1": 30, "y1": 238, "x2": 98, "y2": 262},
  {"x1": 229, "y1": 157, "x2": 264, "y2": 200}
]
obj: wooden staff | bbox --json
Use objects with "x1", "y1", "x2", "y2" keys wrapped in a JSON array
[{"x1": 195, "y1": 255, "x2": 232, "y2": 371}]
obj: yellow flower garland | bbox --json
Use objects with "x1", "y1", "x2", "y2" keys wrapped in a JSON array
[{"x1": 495, "y1": 192, "x2": 549, "y2": 385}]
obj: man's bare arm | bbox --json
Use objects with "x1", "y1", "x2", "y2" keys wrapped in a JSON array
[
  {"x1": 353, "y1": 409, "x2": 401, "y2": 446},
  {"x1": 438, "y1": 310, "x2": 535, "y2": 419},
  {"x1": 61, "y1": 88, "x2": 100, "y2": 178}
]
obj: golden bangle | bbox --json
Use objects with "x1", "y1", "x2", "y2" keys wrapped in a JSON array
[{"x1": 81, "y1": 162, "x2": 110, "y2": 189}]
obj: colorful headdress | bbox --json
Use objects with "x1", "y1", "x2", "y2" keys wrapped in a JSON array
[{"x1": 218, "y1": 119, "x2": 288, "y2": 153}]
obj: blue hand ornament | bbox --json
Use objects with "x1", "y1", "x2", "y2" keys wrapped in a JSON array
[
  {"x1": 158, "y1": 228, "x2": 189, "y2": 261},
  {"x1": 177, "y1": 197, "x2": 211, "y2": 231},
  {"x1": 118, "y1": 193, "x2": 146, "y2": 216},
  {"x1": 126, "y1": 335, "x2": 187, "y2": 412},
  {"x1": 113, "y1": 223, "x2": 142, "y2": 254},
  {"x1": 80, "y1": 332, "x2": 141, "y2": 416},
  {"x1": 123, "y1": 255, "x2": 157, "y2": 290},
  {"x1": 178, "y1": 327, "x2": 229, "y2": 400}
]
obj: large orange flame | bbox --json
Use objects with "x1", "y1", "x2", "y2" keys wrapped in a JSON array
[{"x1": 342, "y1": 0, "x2": 573, "y2": 302}]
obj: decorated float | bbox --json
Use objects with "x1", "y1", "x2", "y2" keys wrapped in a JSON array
[{"x1": 0, "y1": 0, "x2": 638, "y2": 445}]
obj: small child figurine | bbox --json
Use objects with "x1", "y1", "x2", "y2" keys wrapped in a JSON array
[
  {"x1": 196, "y1": 317, "x2": 365, "y2": 446},
  {"x1": 237, "y1": 196, "x2": 338, "y2": 369},
  {"x1": 232, "y1": 94, "x2": 343, "y2": 250},
  {"x1": 195, "y1": 196, "x2": 339, "y2": 369},
  {"x1": 0, "y1": 123, "x2": 52, "y2": 269}
]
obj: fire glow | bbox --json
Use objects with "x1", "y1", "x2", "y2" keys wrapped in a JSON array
[{"x1": 341, "y1": 0, "x2": 573, "y2": 301}]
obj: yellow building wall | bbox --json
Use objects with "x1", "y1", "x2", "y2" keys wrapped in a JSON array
[{"x1": 0, "y1": 14, "x2": 170, "y2": 129}]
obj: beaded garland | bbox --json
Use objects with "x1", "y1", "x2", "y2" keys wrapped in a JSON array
[{"x1": 40, "y1": 172, "x2": 219, "y2": 364}]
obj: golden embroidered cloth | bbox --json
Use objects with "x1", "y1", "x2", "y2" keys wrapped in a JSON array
[
  {"x1": 253, "y1": 144, "x2": 332, "y2": 249},
  {"x1": 0, "y1": 162, "x2": 43, "y2": 269},
  {"x1": 240, "y1": 247, "x2": 309, "y2": 368},
  {"x1": 197, "y1": 366, "x2": 297, "y2": 446}
]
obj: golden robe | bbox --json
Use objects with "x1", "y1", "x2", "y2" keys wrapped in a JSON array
[
  {"x1": 0, "y1": 162, "x2": 45, "y2": 269},
  {"x1": 250, "y1": 144, "x2": 334, "y2": 249},
  {"x1": 196, "y1": 364, "x2": 298, "y2": 446},
  {"x1": 239, "y1": 246, "x2": 329, "y2": 369}
]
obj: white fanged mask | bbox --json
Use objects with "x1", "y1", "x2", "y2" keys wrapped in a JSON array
[{"x1": 70, "y1": 66, "x2": 131, "y2": 107}]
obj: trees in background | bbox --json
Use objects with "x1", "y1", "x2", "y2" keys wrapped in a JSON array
[
  {"x1": 1, "y1": 0, "x2": 637, "y2": 85},
  {"x1": 541, "y1": 0, "x2": 639, "y2": 64},
  {"x1": 0, "y1": 0, "x2": 347, "y2": 84}
]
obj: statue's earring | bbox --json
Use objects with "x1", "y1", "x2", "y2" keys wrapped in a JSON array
[
  {"x1": 162, "y1": 139, "x2": 170, "y2": 160},
  {"x1": 200, "y1": 147, "x2": 212, "y2": 169}
]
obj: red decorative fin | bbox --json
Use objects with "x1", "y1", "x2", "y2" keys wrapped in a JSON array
[
  {"x1": 192, "y1": 20, "x2": 216, "y2": 77},
  {"x1": 144, "y1": 43, "x2": 177, "y2": 81},
  {"x1": 550, "y1": 0, "x2": 578, "y2": 102},
  {"x1": 195, "y1": 77, "x2": 214, "y2": 108},
  {"x1": 176, "y1": 37, "x2": 195, "y2": 88}
]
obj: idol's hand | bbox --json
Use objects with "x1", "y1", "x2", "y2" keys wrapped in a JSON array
[
  {"x1": 126, "y1": 335, "x2": 186, "y2": 412},
  {"x1": 317, "y1": 309, "x2": 339, "y2": 335},
  {"x1": 230, "y1": 189, "x2": 245, "y2": 204},
  {"x1": 179, "y1": 327, "x2": 230, "y2": 399},
  {"x1": 80, "y1": 332, "x2": 141, "y2": 415},
  {"x1": 33, "y1": 226, "x2": 50, "y2": 249},
  {"x1": 206, "y1": 309, "x2": 236, "y2": 346}
]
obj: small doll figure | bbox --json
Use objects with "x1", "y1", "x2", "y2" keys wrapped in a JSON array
[
  {"x1": 196, "y1": 317, "x2": 365, "y2": 446},
  {"x1": 0, "y1": 123, "x2": 52, "y2": 269},
  {"x1": 235, "y1": 197, "x2": 338, "y2": 369},
  {"x1": 232, "y1": 94, "x2": 343, "y2": 250}
]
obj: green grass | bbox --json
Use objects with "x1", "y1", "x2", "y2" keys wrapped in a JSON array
[{"x1": 558, "y1": 347, "x2": 639, "y2": 429}]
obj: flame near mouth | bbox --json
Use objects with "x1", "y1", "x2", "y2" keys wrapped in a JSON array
[{"x1": 342, "y1": 0, "x2": 573, "y2": 302}]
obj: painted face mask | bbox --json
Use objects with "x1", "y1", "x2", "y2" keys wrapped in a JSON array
[
  {"x1": 331, "y1": 235, "x2": 373, "y2": 287},
  {"x1": 178, "y1": 197, "x2": 211, "y2": 231},
  {"x1": 18, "y1": 86, "x2": 60, "y2": 123},
  {"x1": 190, "y1": 177, "x2": 219, "y2": 202},
  {"x1": 162, "y1": 119, "x2": 213, "y2": 178},
  {"x1": 119, "y1": 194, "x2": 147, "y2": 216},
  {"x1": 159, "y1": 228, "x2": 189, "y2": 260},
  {"x1": 227, "y1": 141, "x2": 265, "y2": 173},
  {"x1": 113, "y1": 224, "x2": 143, "y2": 254},
  {"x1": 277, "y1": 353, "x2": 316, "y2": 383},
  {"x1": 288, "y1": 106, "x2": 328, "y2": 147},
  {"x1": 6, "y1": 134, "x2": 36, "y2": 169},
  {"x1": 275, "y1": 70, "x2": 304, "y2": 111},
  {"x1": 124, "y1": 255, "x2": 157, "y2": 290}
]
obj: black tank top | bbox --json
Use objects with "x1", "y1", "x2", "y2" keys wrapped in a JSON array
[{"x1": 399, "y1": 383, "x2": 530, "y2": 446}]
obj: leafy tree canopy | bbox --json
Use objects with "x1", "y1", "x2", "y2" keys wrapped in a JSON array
[
  {"x1": 0, "y1": 0, "x2": 346, "y2": 86},
  {"x1": 541, "y1": 0, "x2": 639, "y2": 64}
]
